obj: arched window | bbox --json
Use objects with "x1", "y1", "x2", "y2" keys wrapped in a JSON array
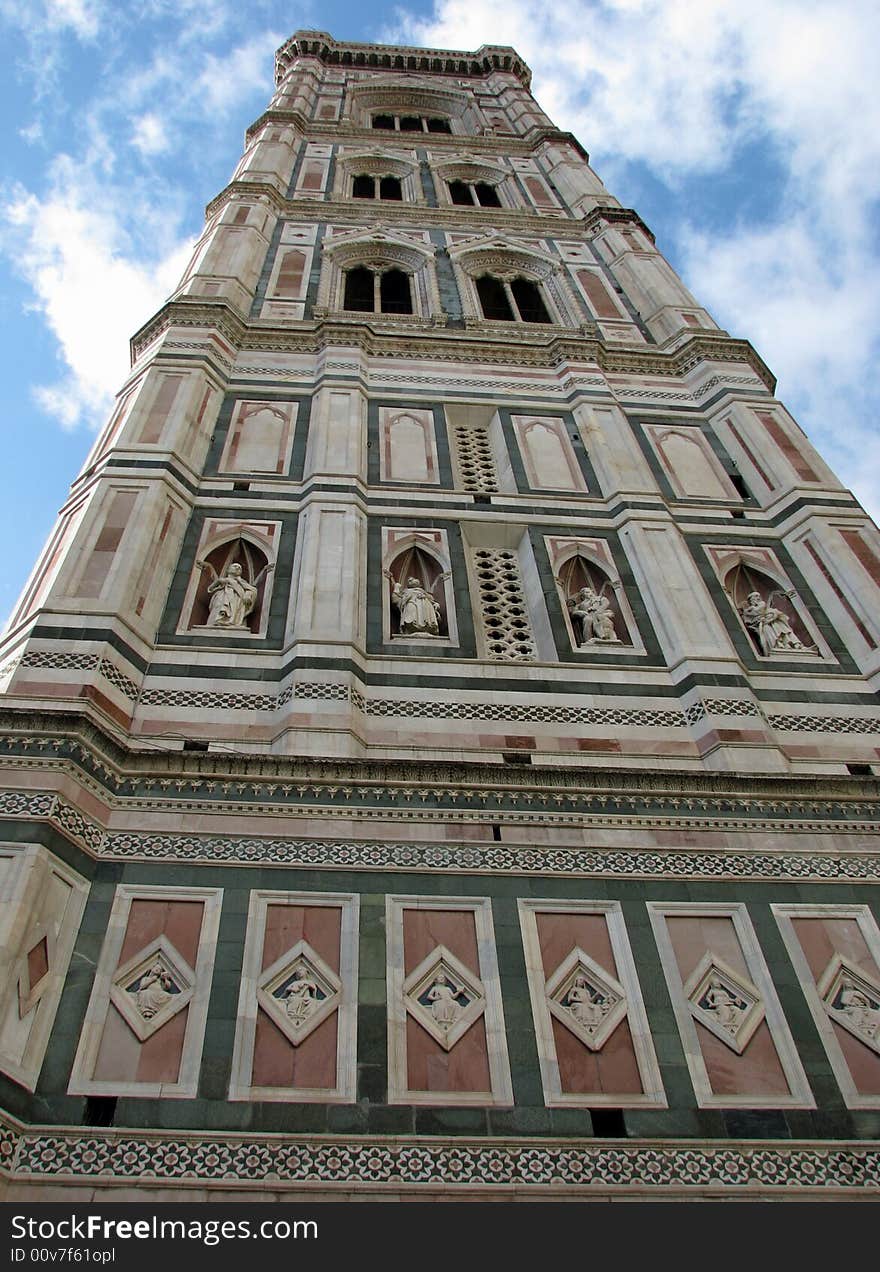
[
  {"x1": 399, "y1": 115, "x2": 422, "y2": 131},
  {"x1": 343, "y1": 266, "x2": 375, "y2": 312},
  {"x1": 476, "y1": 274, "x2": 551, "y2": 324},
  {"x1": 474, "y1": 182, "x2": 501, "y2": 208},
  {"x1": 343, "y1": 266, "x2": 413, "y2": 315},
  {"x1": 449, "y1": 180, "x2": 474, "y2": 206},
  {"x1": 371, "y1": 113, "x2": 452, "y2": 133},
  {"x1": 352, "y1": 173, "x2": 403, "y2": 201},
  {"x1": 379, "y1": 175, "x2": 402, "y2": 200}
]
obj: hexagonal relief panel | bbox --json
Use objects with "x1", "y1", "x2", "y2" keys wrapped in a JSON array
[
  {"x1": 256, "y1": 939, "x2": 342, "y2": 1047},
  {"x1": 684, "y1": 952, "x2": 765, "y2": 1055},
  {"x1": 403, "y1": 944, "x2": 485, "y2": 1051},
  {"x1": 817, "y1": 954, "x2": 880, "y2": 1056},
  {"x1": 109, "y1": 934, "x2": 196, "y2": 1043},
  {"x1": 545, "y1": 947, "x2": 627, "y2": 1051}
]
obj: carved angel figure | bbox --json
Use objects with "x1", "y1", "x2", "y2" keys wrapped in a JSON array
[
  {"x1": 198, "y1": 558, "x2": 273, "y2": 629},
  {"x1": 567, "y1": 586, "x2": 620, "y2": 645},
  {"x1": 387, "y1": 571, "x2": 449, "y2": 637},
  {"x1": 135, "y1": 962, "x2": 174, "y2": 1019},
  {"x1": 740, "y1": 590, "x2": 812, "y2": 656},
  {"x1": 427, "y1": 973, "x2": 460, "y2": 1029},
  {"x1": 284, "y1": 967, "x2": 318, "y2": 1024}
]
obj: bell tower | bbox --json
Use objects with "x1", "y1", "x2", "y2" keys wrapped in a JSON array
[{"x1": 0, "y1": 30, "x2": 877, "y2": 1200}]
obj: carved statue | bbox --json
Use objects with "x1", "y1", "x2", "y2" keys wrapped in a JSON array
[
  {"x1": 427, "y1": 972, "x2": 460, "y2": 1029},
  {"x1": 198, "y1": 558, "x2": 273, "y2": 629},
  {"x1": 567, "y1": 585, "x2": 620, "y2": 645},
  {"x1": 135, "y1": 962, "x2": 174, "y2": 1019},
  {"x1": 283, "y1": 966, "x2": 318, "y2": 1024},
  {"x1": 386, "y1": 570, "x2": 449, "y2": 637},
  {"x1": 567, "y1": 975, "x2": 608, "y2": 1029},
  {"x1": 703, "y1": 978, "x2": 745, "y2": 1032},
  {"x1": 740, "y1": 590, "x2": 813, "y2": 656},
  {"x1": 839, "y1": 977, "x2": 880, "y2": 1041}
]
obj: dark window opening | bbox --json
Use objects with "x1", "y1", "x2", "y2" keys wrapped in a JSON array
[
  {"x1": 183, "y1": 739, "x2": 210, "y2": 752},
  {"x1": 343, "y1": 266, "x2": 374, "y2": 312},
  {"x1": 502, "y1": 751, "x2": 532, "y2": 765},
  {"x1": 449, "y1": 180, "x2": 475, "y2": 206},
  {"x1": 730, "y1": 473, "x2": 751, "y2": 500},
  {"x1": 476, "y1": 274, "x2": 514, "y2": 321},
  {"x1": 847, "y1": 762, "x2": 873, "y2": 776},
  {"x1": 511, "y1": 276, "x2": 551, "y2": 323},
  {"x1": 400, "y1": 115, "x2": 422, "y2": 131},
  {"x1": 427, "y1": 117, "x2": 452, "y2": 133},
  {"x1": 379, "y1": 175, "x2": 403, "y2": 201},
  {"x1": 232, "y1": 481, "x2": 250, "y2": 491},
  {"x1": 491, "y1": 824, "x2": 502, "y2": 841},
  {"x1": 380, "y1": 268, "x2": 412, "y2": 314},
  {"x1": 84, "y1": 1097, "x2": 117, "y2": 1127},
  {"x1": 591, "y1": 1108, "x2": 626, "y2": 1137},
  {"x1": 372, "y1": 114, "x2": 394, "y2": 130},
  {"x1": 352, "y1": 174, "x2": 375, "y2": 199},
  {"x1": 475, "y1": 182, "x2": 501, "y2": 207}
]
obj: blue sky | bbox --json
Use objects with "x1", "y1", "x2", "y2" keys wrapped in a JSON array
[{"x1": 1, "y1": 0, "x2": 878, "y2": 627}]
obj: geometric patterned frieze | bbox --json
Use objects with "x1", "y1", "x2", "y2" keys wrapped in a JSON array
[
  {"x1": 402, "y1": 944, "x2": 486, "y2": 1051},
  {"x1": 108, "y1": 934, "x2": 196, "y2": 1044},
  {"x1": 817, "y1": 954, "x2": 880, "y2": 1056},
  {"x1": 256, "y1": 939, "x2": 342, "y2": 1047},
  {"x1": 683, "y1": 953, "x2": 765, "y2": 1055},
  {"x1": 4, "y1": 1117, "x2": 879, "y2": 1195},
  {"x1": 545, "y1": 947, "x2": 627, "y2": 1051}
]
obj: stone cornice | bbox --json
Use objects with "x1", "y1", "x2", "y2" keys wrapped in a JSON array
[
  {"x1": 274, "y1": 30, "x2": 532, "y2": 89},
  {"x1": 129, "y1": 299, "x2": 776, "y2": 390}
]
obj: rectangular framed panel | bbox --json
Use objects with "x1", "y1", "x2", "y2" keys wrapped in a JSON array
[
  {"x1": 68, "y1": 885, "x2": 222, "y2": 1099},
  {"x1": 519, "y1": 899, "x2": 665, "y2": 1108},
  {"x1": 772, "y1": 904, "x2": 880, "y2": 1109},
  {"x1": 229, "y1": 890, "x2": 359, "y2": 1102},
  {"x1": 648, "y1": 902, "x2": 814, "y2": 1109},
  {"x1": 386, "y1": 894, "x2": 513, "y2": 1106}
]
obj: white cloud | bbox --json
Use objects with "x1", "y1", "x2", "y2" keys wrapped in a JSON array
[
  {"x1": 2, "y1": 161, "x2": 193, "y2": 430},
  {"x1": 392, "y1": 0, "x2": 880, "y2": 514},
  {"x1": 130, "y1": 113, "x2": 170, "y2": 157}
]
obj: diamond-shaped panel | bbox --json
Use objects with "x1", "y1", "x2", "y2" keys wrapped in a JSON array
[
  {"x1": 109, "y1": 934, "x2": 195, "y2": 1043},
  {"x1": 817, "y1": 954, "x2": 880, "y2": 1056},
  {"x1": 545, "y1": 947, "x2": 627, "y2": 1051},
  {"x1": 17, "y1": 926, "x2": 55, "y2": 1019},
  {"x1": 684, "y1": 952, "x2": 764, "y2": 1054},
  {"x1": 257, "y1": 939, "x2": 342, "y2": 1047},
  {"x1": 403, "y1": 944, "x2": 485, "y2": 1051}
]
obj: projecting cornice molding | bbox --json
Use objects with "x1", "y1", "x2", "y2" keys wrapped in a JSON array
[
  {"x1": 274, "y1": 30, "x2": 532, "y2": 88},
  {"x1": 129, "y1": 297, "x2": 776, "y2": 390}
]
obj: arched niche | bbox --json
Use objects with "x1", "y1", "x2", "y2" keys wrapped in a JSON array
[
  {"x1": 723, "y1": 560, "x2": 816, "y2": 657},
  {"x1": 188, "y1": 535, "x2": 273, "y2": 634},
  {"x1": 386, "y1": 543, "x2": 448, "y2": 639},
  {"x1": 557, "y1": 554, "x2": 631, "y2": 648}
]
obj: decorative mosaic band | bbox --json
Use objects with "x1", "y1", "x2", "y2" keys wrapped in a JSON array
[
  {"x1": 2, "y1": 790, "x2": 878, "y2": 879},
  {"x1": 1, "y1": 1120, "x2": 877, "y2": 1193}
]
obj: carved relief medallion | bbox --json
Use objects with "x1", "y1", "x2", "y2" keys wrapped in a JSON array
[
  {"x1": 109, "y1": 935, "x2": 196, "y2": 1043},
  {"x1": 545, "y1": 947, "x2": 627, "y2": 1051},
  {"x1": 817, "y1": 954, "x2": 880, "y2": 1056},
  {"x1": 683, "y1": 952, "x2": 765, "y2": 1054},
  {"x1": 403, "y1": 944, "x2": 485, "y2": 1051},
  {"x1": 256, "y1": 939, "x2": 342, "y2": 1047}
]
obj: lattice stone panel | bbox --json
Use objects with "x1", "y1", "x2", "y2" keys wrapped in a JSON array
[
  {"x1": 452, "y1": 425, "x2": 498, "y2": 492},
  {"x1": 471, "y1": 548, "x2": 537, "y2": 661}
]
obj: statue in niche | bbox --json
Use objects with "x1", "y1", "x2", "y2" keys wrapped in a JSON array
[
  {"x1": 567, "y1": 975, "x2": 609, "y2": 1029},
  {"x1": 385, "y1": 569, "x2": 449, "y2": 637},
  {"x1": 427, "y1": 972, "x2": 460, "y2": 1030},
  {"x1": 134, "y1": 962, "x2": 174, "y2": 1020},
  {"x1": 198, "y1": 558, "x2": 273, "y2": 629},
  {"x1": 283, "y1": 967, "x2": 318, "y2": 1025},
  {"x1": 740, "y1": 589, "x2": 815, "y2": 656},
  {"x1": 567, "y1": 585, "x2": 620, "y2": 645}
]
